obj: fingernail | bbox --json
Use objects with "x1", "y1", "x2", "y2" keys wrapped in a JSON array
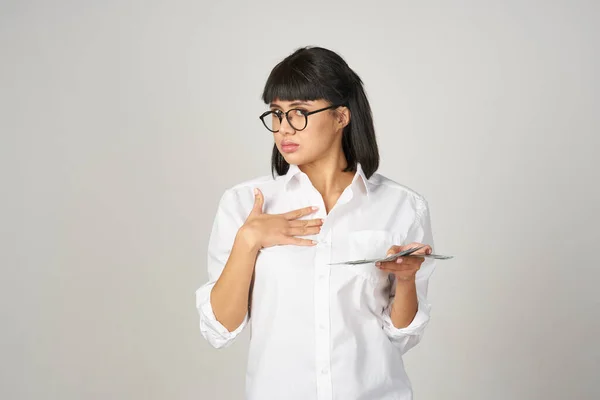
[
  {"x1": 311, "y1": 240, "x2": 318, "y2": 245},
  {"x1": 396, "y1": 258, "x2": 403, "y2": 264},
  {"x1": 320, "y1": 219, "x2": 325, "y2": 224},
  {"x1": 427, "y1": 249, "x2": 432, "y2": 255},
  {"x1": 312, "y1": 206, "x2": 318, "y2": 210},
  {"x1": 376, "y1": 262, "x2": 381, "y2": 266},
  {"x1": 254, "y1": 188, "x2": 258, "y2": 195}
]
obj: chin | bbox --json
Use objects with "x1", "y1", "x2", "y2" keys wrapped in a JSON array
[{"x1": 280, "y1": 152, "x2": 305, "y2": 165}]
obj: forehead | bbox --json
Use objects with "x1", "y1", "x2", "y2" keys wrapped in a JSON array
[{"x1": 270, "y1": 98, "x2": 327, "y2": 108}]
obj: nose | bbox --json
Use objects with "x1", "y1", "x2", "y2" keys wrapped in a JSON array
[{"x1": 278, "y1": 114, "x2": 296, "y2": 135}]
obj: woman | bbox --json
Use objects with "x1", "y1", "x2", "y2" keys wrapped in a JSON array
[{"x1": 196, "y1": 46, "x2": 437, "y2": 400}]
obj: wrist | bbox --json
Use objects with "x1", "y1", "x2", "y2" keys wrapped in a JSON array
[
  {"x1": 236, "y1": 225, "x2": 262, "y2": 253},
  {"x1": 394, "y1": 276, "x2": 416, "y2": 291}
]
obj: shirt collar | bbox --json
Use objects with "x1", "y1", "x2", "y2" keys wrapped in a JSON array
[{"x1": 283, "y1": 163, "x2": 372, "y2": 197}]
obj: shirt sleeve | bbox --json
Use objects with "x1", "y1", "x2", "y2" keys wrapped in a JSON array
[
  {"x1": 381, "y1": 197, "x2": 437, "y2": 355},
  {"x1": 195, "y1": 188, "x2": 250, "y2": 349}
]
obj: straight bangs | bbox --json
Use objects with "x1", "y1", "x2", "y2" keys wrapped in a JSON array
[{"x1": 261, "y1": 61, "x2": 332, "y2": 104}]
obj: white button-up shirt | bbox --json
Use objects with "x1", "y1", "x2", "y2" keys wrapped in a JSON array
[{"x1": 196, "y1": 163, "x2": 437, "y2": 400}]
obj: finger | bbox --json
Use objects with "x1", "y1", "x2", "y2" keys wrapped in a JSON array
[
  {"x1": 385, "y1": 243, "x2": 424, "y2": 256},
  {"x1": 386, "y1": 245, "x2": 402, "y2": 256},
  {"x1": 282, "y1": 237, "x2": 318, "y2": 246},
  {"x1": 376, "y1": 257, "x2": 424, "y2": 269},
  {"x1": 378, "y1": 266, "x2": 420, "y2": 274},
  {"x1": 378, "y1": 265, "x2": 420, "y2": 275},
  {"x1": 404, "y1": 242, "x2": 432, "y2": 255},
  {"x1": 281, "y1": 206, "x2": 319, "y2": 220},
  {"x1": 249, "y1": 188, "x2": 264, "y2": 216},
  {"x1": 286, "y1": 226, "x2": 322, "y2": 236},
  {"x1": 377, "y1": 262, "x2": 420, "y2": 272},
  {"x1": 288, "y1": 218, "x2": 324, "y2": 228},
  {"x1": 414, "y1": 245, "x2": 432, "y2": 255}
]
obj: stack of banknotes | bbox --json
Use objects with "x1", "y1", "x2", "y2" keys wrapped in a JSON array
[{"x1": 328, "y1": 245, "x2": 453, "y2": 265}]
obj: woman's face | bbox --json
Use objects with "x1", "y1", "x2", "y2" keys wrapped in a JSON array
[{"x1": 269, "y1": 98, "x2": 349, "y2": 166}]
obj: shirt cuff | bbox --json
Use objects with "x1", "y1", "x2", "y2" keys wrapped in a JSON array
[
  {"x1": 197, "y1": 285, "x2": 249, "y2": 348},
  {"x1": 381, "y1": 297, "x2": 431, "y2": 337}
]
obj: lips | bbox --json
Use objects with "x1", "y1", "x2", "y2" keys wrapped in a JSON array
[{"x1": 280, "y1": 141, "x2": 300, "y2": 153}]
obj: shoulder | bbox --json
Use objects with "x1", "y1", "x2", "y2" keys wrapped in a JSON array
[
  {"x1": 228, "y1": 174, "x2": 278, "y2": 193},
  {"x1": 218, "y1": 174, "x2": 282, "y2": 208},
  {"x1": 369, "y1": 172, "x2": 429, "y2": 212}
]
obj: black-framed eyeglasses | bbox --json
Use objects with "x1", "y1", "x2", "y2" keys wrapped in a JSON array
[{"x1": 259, "y1": 103, "x2": 346, "y2": 133}]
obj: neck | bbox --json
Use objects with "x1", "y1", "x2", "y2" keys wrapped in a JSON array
[{"x1": 298, "y1": 152, "x2": 355, "y2": 198}]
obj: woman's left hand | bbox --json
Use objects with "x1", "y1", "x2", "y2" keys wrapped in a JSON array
[{"x1": 376, "y1": 242, "x2": 432, "y2": 282}]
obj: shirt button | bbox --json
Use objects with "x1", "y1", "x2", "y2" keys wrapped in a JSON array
[{"x1": 321, "y1": 367, "x2": 329, "y2": 375}]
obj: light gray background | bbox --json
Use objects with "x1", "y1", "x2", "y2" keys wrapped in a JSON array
[{"x1": 2, "y1": 1, "x2": 599, "y2": 399}]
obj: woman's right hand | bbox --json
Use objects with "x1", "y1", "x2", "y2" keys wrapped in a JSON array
[{"x1": 237, "y1": 188, "x2": 323, "y2": 251}]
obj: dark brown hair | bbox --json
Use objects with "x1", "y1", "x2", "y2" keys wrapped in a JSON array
[{"x1": 262, "y1": 46, "x2": 380, "y2": 179}]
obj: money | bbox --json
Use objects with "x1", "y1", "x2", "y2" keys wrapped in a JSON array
[{"x1": 328, "y1": 245, "x2": 454, "y2": 265}]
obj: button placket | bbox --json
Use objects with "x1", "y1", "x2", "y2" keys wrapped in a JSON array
[{"x1": 314, "y1": 222, "x2": 333, "y2": 400}]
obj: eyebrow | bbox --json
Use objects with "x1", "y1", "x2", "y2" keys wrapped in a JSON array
[{"x1": 269, "y1": 101, "x2": 312, "y2": 109}]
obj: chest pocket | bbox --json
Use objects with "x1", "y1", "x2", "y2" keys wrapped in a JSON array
[{"x1": 340, "y1": 229, "x2": 396, "y2": 284}]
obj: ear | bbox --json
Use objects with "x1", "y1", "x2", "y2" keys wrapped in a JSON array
[{"x1": 336, "y1": 106, "x2": 351, "y2": 130}]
